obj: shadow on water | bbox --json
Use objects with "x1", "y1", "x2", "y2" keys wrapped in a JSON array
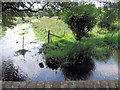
[{"x1": 2, "y1": 60, "x2": 26, "y2": 81}]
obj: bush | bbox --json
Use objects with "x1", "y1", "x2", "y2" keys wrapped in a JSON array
[
  {"x1": 104, "y1": 33, "x2": 118, "y2": 49},
  {"x1": 60, "y1": 3, "x2": 97, "y2": 40}
]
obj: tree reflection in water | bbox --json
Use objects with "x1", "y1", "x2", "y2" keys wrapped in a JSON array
[
  {"x1": 61, "y1": 59, "x2": 95, "y2": 80},
  {"x1": 46, "y1": 58, "x2": 95, "y2": 80},
  {"x1": 2, "y1": 60, "x2": 25, "y2": 81},
  {"x1": 45, "y1": 59, "x2": 60, "y2": 70}
]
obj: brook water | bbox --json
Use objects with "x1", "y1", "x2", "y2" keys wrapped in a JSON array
[{"x1": 0, "y1": 23, "x2": 118, "y2": 81}]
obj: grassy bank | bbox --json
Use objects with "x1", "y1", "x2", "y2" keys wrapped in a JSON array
[
  {"x1": 32, "y1": 16, "x2": 73, "y2": 41},
  {"x1": 39, "y1": 31, "x2": 118, "y2": 63},
  {"x1": 32, "y1": 16, "x2": 119, "y2": 65}
]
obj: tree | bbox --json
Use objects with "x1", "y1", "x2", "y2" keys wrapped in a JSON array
[
  {"x1": 1, "y1": 1, "x2": 119, "y2": 40},
  {"x1": 1, "y1": 2, "x2": 98, "y2": 40},
  {"x1": 59, "y1": 2, "x2": 97, "y2": 40},
  {"x1": 1, "y1": 2, "x2": 49, "y2": 28},
  {"x1": 98, "y1": 1, "x2": 119, "y2": 30}
]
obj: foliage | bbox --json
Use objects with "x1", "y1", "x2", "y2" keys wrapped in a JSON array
[
  {"x1": 2, "y1": 2, "x2": 35, "y2": 28},
  {"x1": 2, "y1": 2, "x2": 49, "y2": 28},
  {"x1": 2, "y1": 1, "x2": 119, "y2": 66},
  {"x1": 97, "y1": 1, "x2": 119, "y2": 30},
  {"x1": 2, "y1": 9, "x2": 27, "y2": 28},
  {"x1": 39, "y1": 30, "x2": 118, "y2": 64},
  {"x1": 15, "y1": 49, "x2": 29, "y2": 56},
  {"x1": 19, "y1": 31, "x2": 28, "y2": 35},
  {"x1": 60, "y1": 2, "x2": 98, "y2": 40}
]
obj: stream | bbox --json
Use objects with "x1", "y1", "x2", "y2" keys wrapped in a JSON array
[{"x1": 0, "y1": 23, "x2": 118, "y2": 81}]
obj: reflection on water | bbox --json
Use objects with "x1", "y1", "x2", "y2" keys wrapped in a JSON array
[
  {"x1": 61, "y1": 60, "x2": 95, "y2": 80},
  {"x1": 2, "y1": 60, "x2": 26, "y2": 81},
  {"x1": 45, "y1": 59, "x2": 60, "y2": 70},
  {"x1": 0, "y1": 23, "x2": 118, "y2": 81}
]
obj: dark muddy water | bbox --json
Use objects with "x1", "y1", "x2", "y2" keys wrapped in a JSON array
[{"x1": 0, "y1": 24, "x2": 118, "y2": 81}]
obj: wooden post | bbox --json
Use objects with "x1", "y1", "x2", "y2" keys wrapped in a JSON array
[{"x1": 48, "y1": 30, "x2": 50, "y2": 43}]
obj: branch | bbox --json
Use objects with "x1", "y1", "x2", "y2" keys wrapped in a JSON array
[{"x1": 2, "y1": 2, "x2": 49, "y2": 12}]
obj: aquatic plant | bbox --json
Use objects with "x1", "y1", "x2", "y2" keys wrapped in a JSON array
[
  {"x1": 15, "y1": 49, "x2": 29, "y2": 56},
  {"x1": 19, "y1": 31, "x2": 29, "y2": 35}
]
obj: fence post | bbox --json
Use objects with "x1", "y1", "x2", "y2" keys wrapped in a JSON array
[{"x1": 48, "y1": 30, "x2": 50, "y2": 43}]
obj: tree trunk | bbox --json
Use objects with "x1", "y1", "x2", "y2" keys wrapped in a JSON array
[{"x1": 75, "y1": 31, "x2": 83, "y2": 41}]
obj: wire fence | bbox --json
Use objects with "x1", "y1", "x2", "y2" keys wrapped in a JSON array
[{"x1": 48, "y1": 30, "x2": 65, "y2": 43}]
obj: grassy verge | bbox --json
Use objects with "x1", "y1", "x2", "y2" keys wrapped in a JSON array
[{"x1": 32, "y1": 16, "x2": 119, "y2": 66}]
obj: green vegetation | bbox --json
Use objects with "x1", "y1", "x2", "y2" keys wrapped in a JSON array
[
  {"x1": 39, "y1": 29, "x2": 118, "y2": 64},
  {"x1": 32, "y1": 16, "x2": 119, "y2": 65},
  {"x1": 2, "y1": 1, "x2": 119, "y2": 66},
  {"x1": 97, "y1": 2, "x2": 119, "y2": 30},
  {"x1": 21, "y1": 28, "x2": 29, "y2": 31},
  {"x1": 15, "y1": 49, "x2": 29, "y2": 56},
  {"x1": 32, "y1": 16, "x2": 73, "y2": 41},
  {"x1": 60, "y1": 3, "x2": 97, "y2": 40},
  {"x1": 19, "y1": 31, "x2": 29, "y2": 35}
]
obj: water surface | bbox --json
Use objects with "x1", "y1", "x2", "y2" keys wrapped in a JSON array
[{"x1": 0, "y1": 23, "x2": 118, "y2": 81}]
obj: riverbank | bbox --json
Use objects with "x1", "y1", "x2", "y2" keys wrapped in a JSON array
[
  {"x1": 39, "y1": 31, "x2": 118, "y2": 65},
  {"x1": 31, "y1": 17, "x2": 119, "y2": 65}
]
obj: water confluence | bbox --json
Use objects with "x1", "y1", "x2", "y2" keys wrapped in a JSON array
[{"x1": 0, "y1": 23, "x2": 118, "y2": 81}]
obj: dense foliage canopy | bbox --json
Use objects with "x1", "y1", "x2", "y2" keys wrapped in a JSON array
[
  {"x1": 98, "y1": 2, "x2": 119, "y2": 30},
  {"x1": 60, "y1": 2, "x2": 97, "y2": 40}
]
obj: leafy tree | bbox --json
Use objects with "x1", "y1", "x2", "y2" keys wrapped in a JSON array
[
  {"x1": 1, "y1": 2, "x2": 48, "y2": 28},
  {"x1": 98, "y1": 1, "x2": 119, "y2": 30},
  {"x1": 59, "y1": 2, "x2": 97, "y2": 40}
]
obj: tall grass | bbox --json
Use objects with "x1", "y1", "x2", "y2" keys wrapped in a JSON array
[{"x1": 32, "y1": 16, "x2": 73, "y2": 42}]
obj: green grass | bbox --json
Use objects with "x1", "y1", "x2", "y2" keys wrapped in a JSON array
[
  {"x1": 32, "y1": 16, "x2": 73, "y2": 42},
  {"x1": 40, "y1": 31, "x2": 118, "y2": 65},
  {"x1": 32, "y1": 16, "x2": 119, "y2": 65}
]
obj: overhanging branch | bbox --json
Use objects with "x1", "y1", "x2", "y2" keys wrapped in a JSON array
[{"x1": 2, "y1": 2, "x2": 49, "y2": 12}]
